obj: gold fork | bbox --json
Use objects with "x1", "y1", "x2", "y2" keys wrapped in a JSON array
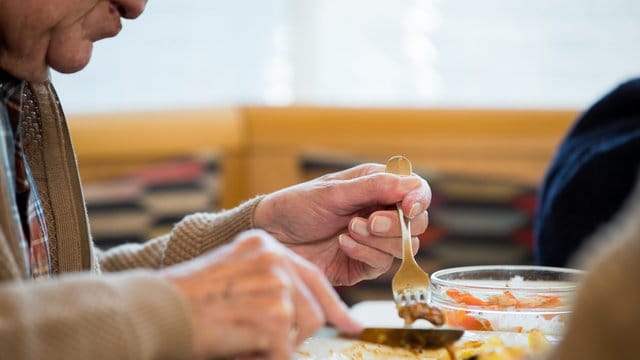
[{"x1": 385, "y1": 156, "x2": 431, "y2": 307}]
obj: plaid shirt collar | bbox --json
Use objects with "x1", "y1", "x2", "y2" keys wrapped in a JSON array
[
  {"x1": 0, "y1": 70, "x2": 23, "y2": 107},
  {"x1": 1, "y1": 70, "x2": 28, "y2": 192}
]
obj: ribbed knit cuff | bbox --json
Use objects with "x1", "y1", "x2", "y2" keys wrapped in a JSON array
[
  {"x1": 163, "y1": 195, "x2": 265, "y2": 266},
  {"x1": 104, "y1": 271, "x2": 194, "y2": 360}
]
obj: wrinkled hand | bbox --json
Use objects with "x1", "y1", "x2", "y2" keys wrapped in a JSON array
[
  {"x1": 253, "y1": 163, "x2": 431, "y2": 286},
  {"x1": 162, "y1": 230, "x2": 361, "y2": 360}
]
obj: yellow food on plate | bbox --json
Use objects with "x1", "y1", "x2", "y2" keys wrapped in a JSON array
[{"x1": 296, "y1": 329, "x2": 552, "y2": 360}]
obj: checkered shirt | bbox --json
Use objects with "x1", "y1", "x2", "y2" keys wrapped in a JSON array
[{"x1": 1, "y1": 71, "x2": 51, "y2": 279}]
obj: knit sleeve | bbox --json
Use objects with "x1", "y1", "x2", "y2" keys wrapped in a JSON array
[
  {"x1": 0, "y1": 270, "x2": 193, "y2": 360},
  {"x1": 97, "y1": 196, "x2": 263, "y2": 271}
]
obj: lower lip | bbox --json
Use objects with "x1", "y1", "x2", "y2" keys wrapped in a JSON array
[
  {"x1": 108, "y1": 3, "x2": 123, "y2": 37},
  {"x1": 96, "y1": 20, "x2": 122, "y2": 40}
]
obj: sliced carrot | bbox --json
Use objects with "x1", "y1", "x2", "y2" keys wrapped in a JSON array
[
  {"x1": 449, "y1": 288, "x2": 562, "y2": 310},
  {"x1": 516, "y1": 294, "x2": 561, "y2": 309},
  {"x1": 487, "y1": 290, "x2": 518, "y2": 307},
  {"x1": 446, "y1": 289, "x2": 488, "y2": 306},
  {"x1": 503, "y1": 290, "x2": 519, "y2": 302},
  {"x1": 538, "y1": 295, "x2": 562, "y2": 307},
  {"x1": 445, "y1": 310, "x2": 494, "y2": 331}
]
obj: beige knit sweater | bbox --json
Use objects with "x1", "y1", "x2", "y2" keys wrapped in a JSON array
[
  {"x1": 0, "y1": 81, "x2": 262, "y2": 360},
  {"x1": 549, "y1": 179, "x2": 640, "y2": 360}
]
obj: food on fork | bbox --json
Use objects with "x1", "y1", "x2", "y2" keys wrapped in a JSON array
[{"x1": 397, "y1": 302, "x2": 446, "y2": 326}]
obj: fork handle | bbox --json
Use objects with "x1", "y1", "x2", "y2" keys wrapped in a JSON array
[{"x1": 396, "y1": 203, "x2": 417, "y2": 265}]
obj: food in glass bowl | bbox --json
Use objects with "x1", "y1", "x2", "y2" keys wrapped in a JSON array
[{"x1": 430, "y1": 265, "x2": 583, "y2": 336}]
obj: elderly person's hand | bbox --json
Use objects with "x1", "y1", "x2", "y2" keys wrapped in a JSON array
[
  {"x1": 162, "y1": 230, "x2": 361, "y2": 360},
  {"x1": 253, "y1": 163, "x2": 431, "y2": 286}
]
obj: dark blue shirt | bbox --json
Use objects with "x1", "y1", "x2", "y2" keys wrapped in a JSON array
[{"x1": 535, "y1": 78, "x2": 640, "y2": 266}]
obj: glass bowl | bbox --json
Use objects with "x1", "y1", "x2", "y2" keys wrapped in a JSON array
[{"x1": 430, "y1": 265, "x2": 583, "y2": 336}]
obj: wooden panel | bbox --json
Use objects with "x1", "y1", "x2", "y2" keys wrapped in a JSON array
[
  {"x1": 242, "y1": 107, "x2": 579, "y2": 196},
  {"x1": 220, "y1": 152, "x2": 249, "y2": 209},
  {"x1": 67, "y1": 106, "x2": 580, "y2": 208},
  {"x1": 245, "y1": 152, "x2": 301, "y2": 196},
  {"x1": 244, "y1": 107, "x2": 577, "y2": 147},
  {"x1": 68, "y1": 108, "x2": 246, "y2": 209},
  {"x1": 68, "y1": 108, "x2": 244, "y2": 162}
]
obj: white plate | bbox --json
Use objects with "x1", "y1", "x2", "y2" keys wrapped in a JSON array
[
  {"x1": 294, "y1": 301, "x2": 557, "y2": 359},
  {"x1": 295, "y1": 329, "x2": 545, "y2": 359}
]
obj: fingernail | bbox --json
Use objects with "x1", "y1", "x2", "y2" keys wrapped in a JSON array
[
  {"x1": 399, "y1": 177, "x2": 421, "y2": 192},
  {"x1": 408, "y1": 203, "x2": 422, "y2": 218},
  {"x1": 350, "y1": 219, "x2": 369, "y2": 236},
  {"x1": 371, "y1": 216, "x2": 391, "y2": 233},
  {"x1": 339, "y1": 234, "x2": 357, "y2": 249}
]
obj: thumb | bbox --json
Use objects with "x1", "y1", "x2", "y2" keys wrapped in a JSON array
[{"x1": 336, "y1": 173, "x2": 423, "y2": 209}]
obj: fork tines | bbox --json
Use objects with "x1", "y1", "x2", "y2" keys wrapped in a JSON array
[{"x1": 395, "y1": 289, "x2": 429, "y2": 305}]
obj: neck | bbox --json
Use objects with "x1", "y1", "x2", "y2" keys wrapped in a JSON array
[{"x1": 0, "y1": 50, "x2": 48, "y2": 83}]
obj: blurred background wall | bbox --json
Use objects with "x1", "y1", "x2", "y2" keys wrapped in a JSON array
[
  {"x1": 52, "y1": 0, "x2": 640, "y2": 112},
  {"x1": 53, "y1": 0, "x2": 640, "y2": 304}
]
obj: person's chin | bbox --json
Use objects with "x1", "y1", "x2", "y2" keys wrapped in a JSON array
[{"x1": 46, "y1": 43, "x2": 94, "y2": 74}]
